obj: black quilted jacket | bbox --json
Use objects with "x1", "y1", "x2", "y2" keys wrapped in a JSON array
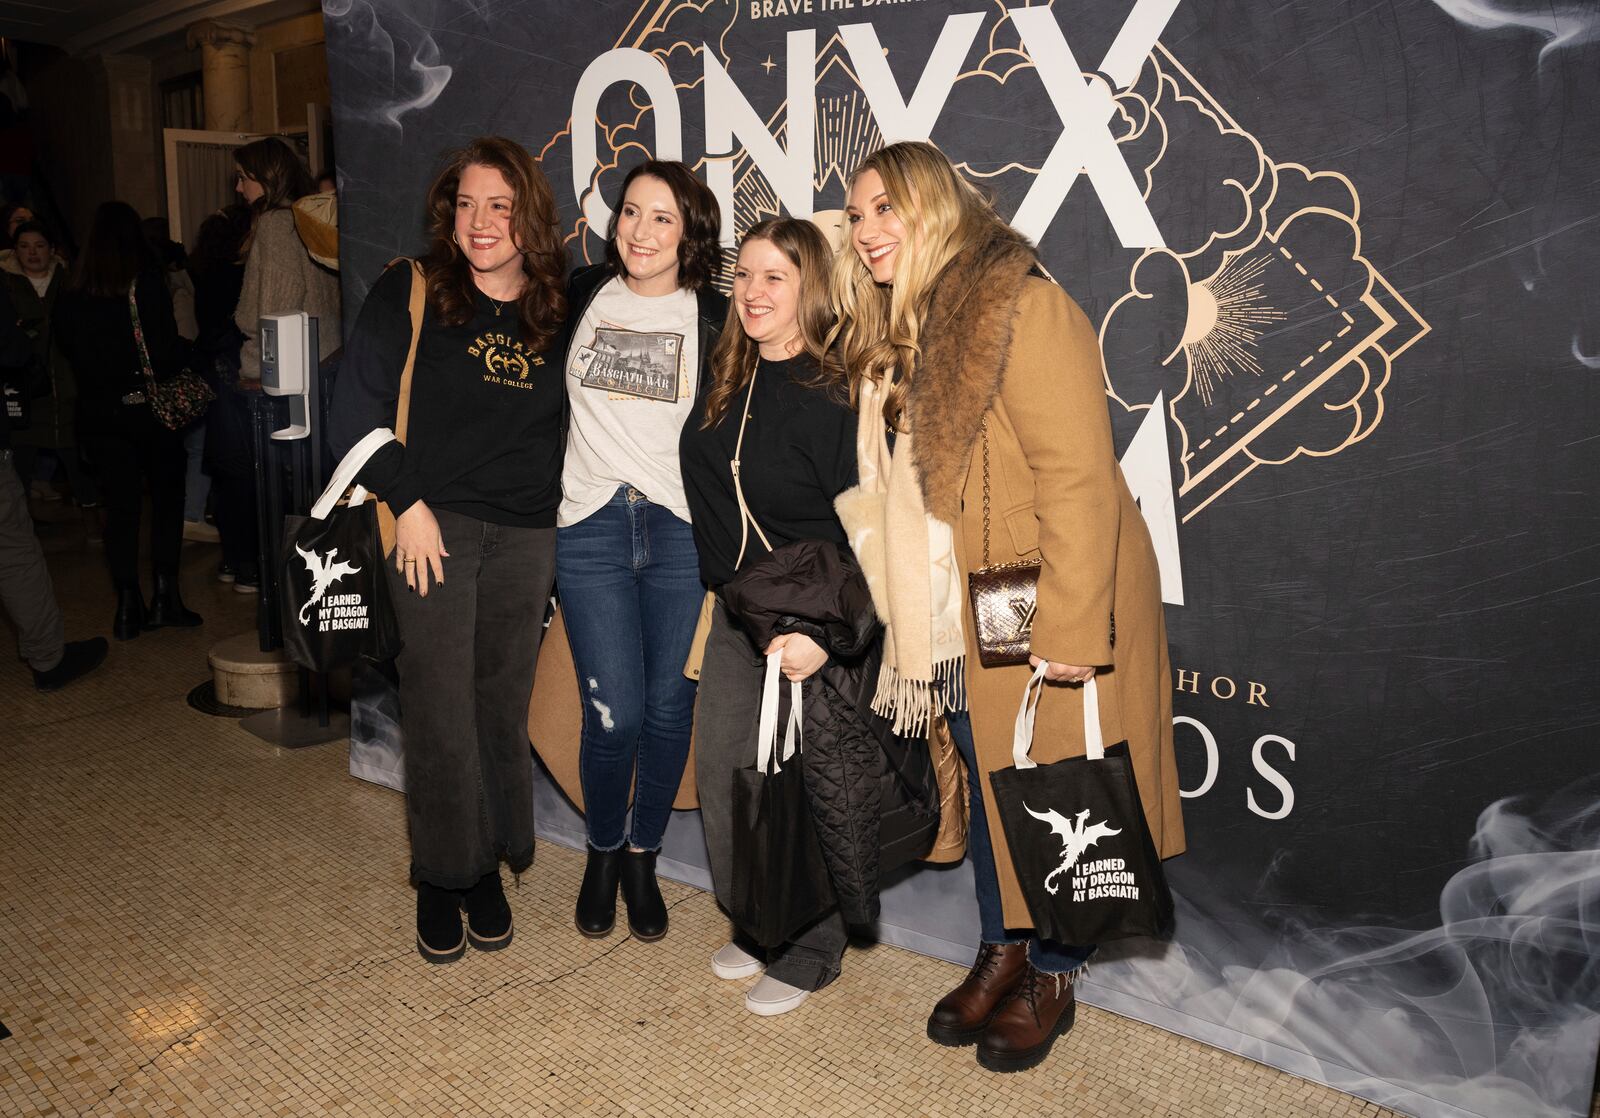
[{"x1": 722, "y1": 540, "x2": 939, "y2": 925}]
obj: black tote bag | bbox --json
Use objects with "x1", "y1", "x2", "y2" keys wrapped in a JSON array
[
  {"x1": 730, "y1": 651, "x2": 838, "y2": 948},
  {"x1": 280, "y1": 429, "x2": 403, "y2": 673},
  {"x1": 989, "y1": 667, "x2": 1174, "y2": 945}
]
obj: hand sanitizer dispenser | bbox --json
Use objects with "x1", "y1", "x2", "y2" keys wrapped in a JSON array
[{"x1": 258, "y1": 311, "x2": 320, "y2": 441}]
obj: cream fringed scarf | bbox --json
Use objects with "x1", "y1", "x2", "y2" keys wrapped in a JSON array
[{"x1": 833, "y1": 375, "x2": 967, "y2": 734}]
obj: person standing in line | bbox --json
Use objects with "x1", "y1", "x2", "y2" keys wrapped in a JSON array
[
  {"x1": 54, "y1": 202, "x2": 200, "y2": 639},
  {"x1": 559, "y1": 161, "x2": 725, "y2": 943},
  {"x1": 189, "y1": 204, "x2": 257, "y2": 591},
  {"x1": 328, "y1": 136, "x2": 569, "y2": 963},
  {"x1": 232, "y1": 138, "x2": 341, "y2": 395},
  {"x1": 831, "y1": 142, "x2": 1185, "y2": 1072},
  {"x1": 680, "y1": 217, "x2": 864, "y2": 1015},
  {"x1": 142, "y1": 217, "x2": 212, "y2": 545},
  {"x1": 0, "y1": 279, "x2": 107, "y2": 691},
  {"x1": 4, "y1": 220, "x2": 99, "y2": 514},
  {"x1": 232, "y1": 139, "x2": 339, "y2": 593}
]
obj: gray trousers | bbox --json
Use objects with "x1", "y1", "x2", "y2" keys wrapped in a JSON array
[
  {"x1": 388, "y1": 509, "x2": 556, "y2": 890},
  {"x1": 0, "y1": 450, "x2": 65, "y2": 671},
  {"x1": 694, "y1": 604, "x2": 847, "y2": 991}
]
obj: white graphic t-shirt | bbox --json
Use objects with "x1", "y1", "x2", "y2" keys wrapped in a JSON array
[{"x1": 558, "y1": 276, "x2": 700, "y2": 526}]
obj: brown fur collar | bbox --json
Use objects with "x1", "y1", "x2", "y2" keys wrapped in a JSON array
[{"x1": 905, "y1": 226, "x2": 1039, "y2": 523}]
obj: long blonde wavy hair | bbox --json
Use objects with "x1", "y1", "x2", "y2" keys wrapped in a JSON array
[{"x1": 827, "y1": 140, "x2": 1013, "y2": 430}]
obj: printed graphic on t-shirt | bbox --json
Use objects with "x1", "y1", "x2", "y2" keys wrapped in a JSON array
[
  {"x1": 468, "y1": 330, "x2": 544, "y2": 391},
  {"x1": 571, "y1": 326, "x2": 686, "y2": 402}
]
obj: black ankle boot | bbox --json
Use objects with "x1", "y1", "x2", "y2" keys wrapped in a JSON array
[
  {"x1": 575, "y1": 846, "x2": 621, "y2": 938},
  {"x1": 463, "y1": 870, "x2": 513, "y2": 951},
  {"x1": 113, "y1": 586, "x2": 145, "y2": 641},
  {"x1": 144, "y1": 572, "x2": 202, "y2": 630},
  {"x1": 416, "y1": 882, "x2": 466, "y2": 964},
  {"x1": 619, "y1": 848, "x2": 667, "y2": 941}
]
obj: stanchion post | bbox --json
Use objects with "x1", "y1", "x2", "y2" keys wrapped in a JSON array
[{"x1": 240, "y1": 313, "x2": 346, "y2": 747}]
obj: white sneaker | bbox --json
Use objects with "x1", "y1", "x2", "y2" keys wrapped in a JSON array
[
  {"x1": 711, "y1": 941, "x2": 763, "y2": 980},
  {"x1": 744, "y1": 974, "x2": 810, "y2": 1016}
]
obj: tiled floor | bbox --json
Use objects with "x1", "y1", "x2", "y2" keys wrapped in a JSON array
[{"x1": 0, "y1": 504, "x2": 1527, "y2": 1117}]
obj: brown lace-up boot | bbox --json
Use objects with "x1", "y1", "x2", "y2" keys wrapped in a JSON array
[
  {"x1": 976, "y1": 963, "x2": 1080, "y2": 1072},
  {"x1": 925, "y1": 941, "x2": 1029, "y2": 1046}
]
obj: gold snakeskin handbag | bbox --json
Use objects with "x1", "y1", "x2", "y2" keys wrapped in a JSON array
[{"x1": 966, "y1": 418, "x2": 1041, "y2": 668}]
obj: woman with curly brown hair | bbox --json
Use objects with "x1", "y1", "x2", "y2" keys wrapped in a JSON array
[{"x1": 329, "y1": 136, "x2": 569, "y2": 964}]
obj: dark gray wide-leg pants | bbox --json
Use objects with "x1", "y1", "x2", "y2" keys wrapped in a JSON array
[{"x1": 388, "y1": 509, "x2": 556, "y2": 890}]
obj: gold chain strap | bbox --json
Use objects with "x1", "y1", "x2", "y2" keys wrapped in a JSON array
[{"x1": 980, "y1": 416, "x2": 993, "y2": 567}]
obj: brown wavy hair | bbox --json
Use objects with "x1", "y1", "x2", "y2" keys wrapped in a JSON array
[
  {"x1": 702, "y1": 218, "x2": 845, "y2": 430},
  {"x1": 603, "y1": 160, "x2": 722, "y2": 292},
  {"x1": 234, "y1": 138, "x2": 315, "y2": 254},
  {"x1": 235, "y1": 138, "x2": 315, "y2": 212},
  {"x1": 419, "y1": 136, "x2": 567, "y2": 351}
]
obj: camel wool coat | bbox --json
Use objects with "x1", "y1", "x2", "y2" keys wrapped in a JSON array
[{"x1": 905, "y1": 229, "x2": 1186, "y2": 930}]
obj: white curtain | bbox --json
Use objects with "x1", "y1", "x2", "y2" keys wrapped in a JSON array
[{"x1": 174, "y1": 140, "x2": 238, "y2": 250}]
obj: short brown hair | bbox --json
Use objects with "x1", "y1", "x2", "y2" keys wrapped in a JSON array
[
  {"x1": 603, "y1": 160, "x2": 721, "y2": 292},
  {"x1": 419, "y1": 135, "x2": 567, "y2": 352}
]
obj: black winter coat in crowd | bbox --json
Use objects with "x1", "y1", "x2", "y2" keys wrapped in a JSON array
[{"x1": 721, "y1": 539, "x2": 940, "y2": 926}]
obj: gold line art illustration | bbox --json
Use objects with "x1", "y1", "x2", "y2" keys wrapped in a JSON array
[
  {"x1": 1098, "y1": 45, "x2": 1429, "y2": 521},
  {"x1": 1179, "y1": 254, "x2": 1286, "y2": 409},
  {"x1": 548, "y1": 1, "x2": 1430, "y2": 525}
]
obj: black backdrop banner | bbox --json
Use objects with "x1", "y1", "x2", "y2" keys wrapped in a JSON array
[{"x1": 324, "y1": 2, "x2": 1600, "y2": 1114}]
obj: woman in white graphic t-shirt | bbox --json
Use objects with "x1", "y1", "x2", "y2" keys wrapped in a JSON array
[{"x1": 549, "y1": 160, "x2": 726, "y2": 944}]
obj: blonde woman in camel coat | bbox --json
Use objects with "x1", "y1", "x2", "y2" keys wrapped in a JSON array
[{"x1": 831, "y1": 141, "x2": 1185, "y2": 1074}]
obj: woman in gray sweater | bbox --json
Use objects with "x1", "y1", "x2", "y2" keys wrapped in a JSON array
[
  {"x1": 218, "y1": 138, "x2": 341, "y2": 590},
  {"x1": 232, "y1": 138, "x2": 341, "y2": 382}
]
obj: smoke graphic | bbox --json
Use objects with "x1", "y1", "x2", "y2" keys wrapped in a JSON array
[
  {"x1": 1571, "y1": 337, "x2": 1600, "y2": 370},
  {"x1": 1082, "y1": 780, "x2": 1600, "y2": 1118},
  {"x1": 1428, "y1": 0, "x2": 1600, "y2": 63},
  {"x1": 347, "y1": 663, "x2": 405, "y2": 792},
  {"x1": 323, "y1": 0, "x2": 453, "y2": 130}
]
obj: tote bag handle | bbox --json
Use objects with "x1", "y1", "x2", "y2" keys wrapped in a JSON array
[
  {"x1": 309, "y1": 428, "x2": 397, "y2": 520},
  {"x1": 1012, "y1": 662, "x2": 1104, "y2": 770},
  {"x1": 754, "y1": 650, "x2": 803, "y2": 774}
]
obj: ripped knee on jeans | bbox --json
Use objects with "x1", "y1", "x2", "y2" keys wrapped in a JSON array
[{"x1": 584, "y1": 676, "x2": 619, "y2": 732}]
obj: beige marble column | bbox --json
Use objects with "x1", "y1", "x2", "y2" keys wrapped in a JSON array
[
  {"x1": 186, "y1": 20, "x2": 255, "y2": 131},
  {"x1": 99, "y1": 54, "x2": 161, "y2": 219}
]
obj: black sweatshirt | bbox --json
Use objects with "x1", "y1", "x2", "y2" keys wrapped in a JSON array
[
  {"x1": 680, "y1": 353, "x2": 857, "y2": 588},
  {"x1": 328, "y1": 264, "x2": 564, "y2": 527}
]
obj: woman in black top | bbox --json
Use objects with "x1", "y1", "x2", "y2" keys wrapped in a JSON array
[
  {"x1": 328, "y1": 136, "x2": 567, "y2": 964},
  {"x1": 680, "y1": 218, "x2": 858, "y2": 1016},
  {"x1": 54, "y1": 202, "x2": 199, "y2": 639}
]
